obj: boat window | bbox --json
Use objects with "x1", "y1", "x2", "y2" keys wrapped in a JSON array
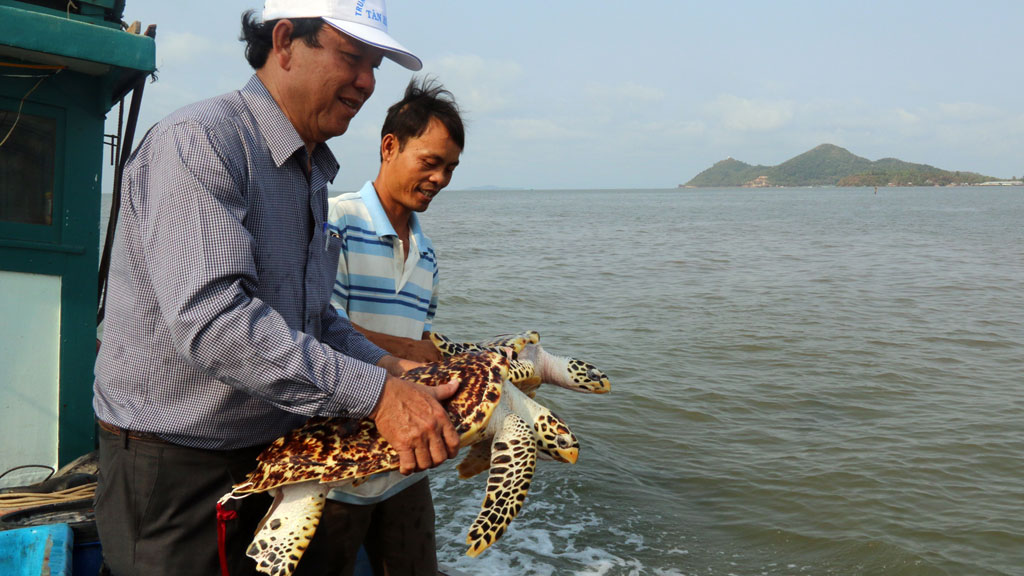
[{"x1": 0, "y1": 110, "x2": 56, "y2": 226}]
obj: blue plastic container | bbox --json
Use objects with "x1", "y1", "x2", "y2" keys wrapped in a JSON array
[
  {"x1": 72, "y1": 537, "x2": 103, "y2": 575},
  {"x1": 0, "y1": 523, "x2": 73, "y2": 575}
]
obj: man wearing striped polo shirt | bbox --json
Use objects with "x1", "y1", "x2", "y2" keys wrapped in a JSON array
[{"x1": 318, "y1": 77, "x2": 464, "y2": 573}]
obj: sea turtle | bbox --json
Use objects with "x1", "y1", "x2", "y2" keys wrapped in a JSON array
[
  {"x1": 430, "y1": 330, "x2": 611, "y2": 397},
  {"x1": 219, "y1": 351, "x2": 580, "y2": 575},
  {"x1": 431, "y1": 330, "x2": 610, "y2": 478}
]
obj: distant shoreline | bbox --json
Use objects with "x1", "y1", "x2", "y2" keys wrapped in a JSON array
[
  {"x1": 683, "y1": 143, "x2": 1017, "y2": 188},
  {"x1": 678, "y1": 181, "x2": 1024, "y2": 189}
]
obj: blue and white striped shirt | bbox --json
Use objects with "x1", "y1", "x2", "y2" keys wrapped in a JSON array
[
  {"x1": 326, "y1": 182, "x2": 440, "y2": 503},
  {"x1": 93, "y1": 75, "x2": 389, "y2": 450},
  {"x1": 328, "y1": 182, "x2": 439, "y2": 339}
]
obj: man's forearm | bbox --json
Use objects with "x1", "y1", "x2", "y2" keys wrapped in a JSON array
[
  {"x1": 355, "y1": 323, "x2": 413, "y2": 353},
  {"x1": 351, "y1": 323, "x2": 442, "y2": 363}
]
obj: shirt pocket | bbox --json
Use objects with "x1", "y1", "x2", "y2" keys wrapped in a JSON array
[{"x1": 324, "y1": 234, "x2": 343, "y2": 296}]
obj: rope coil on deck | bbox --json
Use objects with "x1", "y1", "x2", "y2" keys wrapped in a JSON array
[{"x1": 0, "y1": 483, "x2": 96, "y2": 511}]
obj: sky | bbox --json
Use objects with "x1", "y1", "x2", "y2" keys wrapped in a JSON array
[{"x1": 106, "y1": 1, "x2": 1024, "y2": 191}]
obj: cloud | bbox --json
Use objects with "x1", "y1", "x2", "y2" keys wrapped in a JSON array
[
  {"x1": 494, "y1": 117, "x2": 581, "y2": 141},
  {"x1": 893, "y1": 108, "x2": 920, "y2": 125},
  {"x1": 934, "y1": 102, "x2": 1001, "y2": 121},
  {"x1": 430, "y1": 54, "x2": 523, "y2": 114},
  {"x1": 635, "y1": 119, "x2": 706, "y2": 139},
  {"x1": 584, "y1": 81, "x2": 665, "y2": 105},
  {"x1": 136, "y1": 31, "x2": 251, "y2": 129},
  {"x1": 157, "y1": 31, "x2": 238, "y2": 68},
  {"x1": 706, "y1": 94, "x2": 795, "y2": 132}
]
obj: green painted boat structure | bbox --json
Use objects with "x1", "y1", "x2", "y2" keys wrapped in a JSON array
[
  {"x1": 0, "y1": 0, "x2": 154, "y2": 487},
  {"x1": 1, "y1": 3, "x2": 153, "y2": 573}
]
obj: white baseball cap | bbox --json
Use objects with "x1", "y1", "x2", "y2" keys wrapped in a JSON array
[{"x1": 263, "y1": 0, "x2": 422, "y2": 71}]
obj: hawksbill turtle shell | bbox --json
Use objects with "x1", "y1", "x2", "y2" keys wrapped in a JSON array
[
  {"x1": 430, "y1": 330, "x2": 610, "y2": 479},
  {"x1": 219, "y1": 351, "x2": 580, "y2": 575}
]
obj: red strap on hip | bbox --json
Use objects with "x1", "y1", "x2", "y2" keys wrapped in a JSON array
[{"x1": 216, "y1": 500, "x2": 239, "y2": 576}]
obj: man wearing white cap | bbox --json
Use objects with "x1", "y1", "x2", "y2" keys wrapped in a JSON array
[{"x1": 92, "y1": 2, "x2": 456, "y2": 575}]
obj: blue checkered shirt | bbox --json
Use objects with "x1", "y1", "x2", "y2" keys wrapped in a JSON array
[{"x1": 93, "y1": 75, "x2": 389, "y2": 450}]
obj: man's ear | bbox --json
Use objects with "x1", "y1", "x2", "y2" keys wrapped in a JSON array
[
  {"x1": 271, "y1": 19, "x2": 296, "y2": 69},
  {"x1": 381, "y1": 133, "x2": 398, "y2": 162}
]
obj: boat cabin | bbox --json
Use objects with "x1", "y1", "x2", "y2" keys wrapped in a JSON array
[{"x1": 0, "y1": 0, "x2": 155, "y2": 487}]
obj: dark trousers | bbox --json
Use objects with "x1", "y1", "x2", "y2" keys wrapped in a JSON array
[
  {"x1": 94, "y1": 425, "x2": 270, "y2": 576},
  {"x1": 295, "y1": 478, "x2": 438, "y2": 576}
]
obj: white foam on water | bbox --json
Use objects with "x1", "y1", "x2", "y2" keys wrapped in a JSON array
[{"x1": 432, "y1": 467, "x2": 661, "y2": 575}]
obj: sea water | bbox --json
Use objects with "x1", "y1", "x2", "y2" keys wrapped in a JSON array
[
  {"x1": 417, "y1": 187, "x2": 1024, "y2": 576},
  {"x1": 101, "y1": 187, "x2": 1024, "y2": 575}
]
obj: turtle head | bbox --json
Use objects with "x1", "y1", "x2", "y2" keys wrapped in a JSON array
[
  {"x1": 533, "y1": 411, "x2": 579, "y2": 464},
  {"x1": 566, "y1": 358, "x2": 611, "y2": 394}
]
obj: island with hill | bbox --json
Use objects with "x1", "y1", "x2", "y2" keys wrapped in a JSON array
[{"x1": 682, "y1": 144, "x2": 1020, "y2": 188}]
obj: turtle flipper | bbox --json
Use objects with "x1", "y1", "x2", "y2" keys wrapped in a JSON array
[
  {"x1": 507, "y1": 359, "x2": 542, "y2": 396},
  {"x1": 431, "y1": 331, "x2": 535, "y2": 359},
  {"x1": 430, "y1": 331, "x2": 480, "y2": 356},
  {"x1": 456, "y1": 442, "x2": 492, "y2": 479},
  {"x1": 465, "y1": 413, "x2": 536, "y2": 557},
  {"x1": 474, "y1": 331, "x2": 538, "y2": 352},
  {"x1": 248, "y1": 481, "x2": 326, "y2": 576}
]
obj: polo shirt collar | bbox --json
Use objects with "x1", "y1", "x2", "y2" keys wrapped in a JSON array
[
  {"x1": 359, "y1": 181, "x2": 433, "y2": 256},
  {"x1": 240, "y1": 75, "x2": 340, "y2": 182}
]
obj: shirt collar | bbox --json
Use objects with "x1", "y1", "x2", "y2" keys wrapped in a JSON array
[
  {"x1": 240, "y1": 75, "x2": 340, "y2": 182},
  {"x1": 359, "y1": 181, "x2": 433, "y2": 255}
]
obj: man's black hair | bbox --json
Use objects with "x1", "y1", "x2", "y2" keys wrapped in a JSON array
[
  {"x1": 381, "y1": 76, "x2": 465, "y2": 158},
  {"x1": 239, "y1": 10, "x2": 324, "y2": 69}
]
